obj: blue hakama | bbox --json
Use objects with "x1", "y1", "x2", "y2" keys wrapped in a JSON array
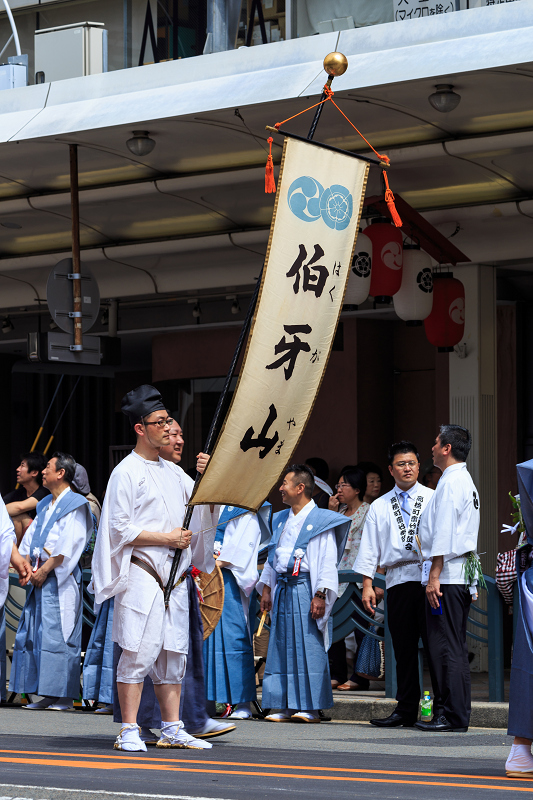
[
  {"x1": 9, "y1": 570, "x2": 82, "y2": 699},
  {"x1": 203, "y1": 568, "x2": 256, "y2": 705},
  {"x1": 508, "y1": 560, "x2": 533, "y2": 739},
  {"x1": 0, "y1": 605, "x2": 6, "y2": 703},
  {"x1": 262, "y1": 573, "x2": 333, "y2": 712},
  {"x1": 83, "y1": 597, "x2": 114, "y2": 705}
]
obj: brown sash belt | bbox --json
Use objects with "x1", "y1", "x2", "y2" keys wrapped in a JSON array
[{"x1": 130, "y1": 555, "x2": 187, "y2": 593}]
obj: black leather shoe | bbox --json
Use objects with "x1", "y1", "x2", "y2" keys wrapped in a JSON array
[
  {"x1": 369, "y1": 712, "x2": 416, "y2": 728},
  {"x1": 415, "y1": 715, "x2": 468, "y2": 733}
]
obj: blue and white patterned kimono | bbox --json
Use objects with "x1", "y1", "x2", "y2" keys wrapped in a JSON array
[
  {"x1": 10, "y1": 488, "x2": 93, "y2": 699},
  {"x1": 257, "y1": 500, "x2": 349, "y2": 712}
]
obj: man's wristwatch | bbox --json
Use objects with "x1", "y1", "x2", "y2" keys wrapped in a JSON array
[{"x1": 314, "y1": 588, "x2": 326, "y2": 600}]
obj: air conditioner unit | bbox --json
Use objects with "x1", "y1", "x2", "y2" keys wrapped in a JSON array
[
  {"x1": 0, "y1": 55, "x2": 28, "y2": 90},
  {"x1": 34, "y1": 22, "x2": 108, "y2": 84}
]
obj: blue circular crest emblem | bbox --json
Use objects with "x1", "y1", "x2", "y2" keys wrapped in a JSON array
[
  {"x1": 287, "y1": 176, "x2": 353, "y2": 230},
  {"x1": 287, "y1": 176, "x2": 324, "y2": 222},
  {"x1": 319, "y1": 184, "x2": 353, "y2": 231}
]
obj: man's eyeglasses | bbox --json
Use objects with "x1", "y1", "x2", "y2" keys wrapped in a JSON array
[
  {"x1": 335, "y1": 482, "x2": 351, "y2": 490},
  {"x1": 143, "y1": 417, "x2": 174, "y2": 429},
  {"x1": 394, "y1": 461, "x2": 418, "y2": 468}
]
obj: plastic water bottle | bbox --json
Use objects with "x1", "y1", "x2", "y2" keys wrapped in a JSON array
[{"x1": 420, "y1": 691, "x2": 432, "y2": 720}]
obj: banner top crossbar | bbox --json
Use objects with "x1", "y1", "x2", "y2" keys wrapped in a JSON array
[{"x1": 266, "y1": 126, "x2": 385, "y2": 168}]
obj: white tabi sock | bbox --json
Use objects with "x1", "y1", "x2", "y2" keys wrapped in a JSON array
[
  {"x1": 48, "y1": 697, "x2": 74, "y2": 711},
  {"x1": 230, "y1": 703, "x2": 252, "y2": 719},
  {"x1": 159, "y1": 720, "x2": 213, "y2": 749},
  {"x1": 161, "y1": 720, "x2": 181, "y2": 737},
  {"x1": 24, "y1": 696, "x2": 58, "y2": 709},
  {"x1": 293, "y1": 711, "x2": 319, "y2": 720},
  {"x1": 116, "y1": 723, "x2": 147, "y2": 752},
  {"x1": 506, "y1": 744, "x2": 533, "y2": 772}
]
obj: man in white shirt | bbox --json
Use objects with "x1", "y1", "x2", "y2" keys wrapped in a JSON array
[
  {"x1": 416, "y1": 424, "x2": 480, "y2": 733},
  {"x1": 92, "y1": 385, "x2": 217, "y2": 752},
  {"x1": 355, "y1": 441, "x2": 436, "y2": 727},
  {"x1": 258, "y1": 464, "x2": 349, "y2": 723},
  {"x1": 11, "y1": 452, "x2": 93, "y2": 710}
]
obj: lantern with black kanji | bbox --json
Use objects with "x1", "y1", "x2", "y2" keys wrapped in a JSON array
[
  {"x1": 366, "y1": 216, "x2": 403, "y2": 303},
  {"x1": 393, "y1": 244, "x2": 433, "y2": 325},
  {"x1": 344, "y1": 230, "x2": 372, "y2": 307},
  {"x1": 424, "y1": 271, "x2": 465, "y2": 352}
]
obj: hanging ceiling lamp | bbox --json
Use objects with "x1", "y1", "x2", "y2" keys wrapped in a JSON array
[
  {"x1": 428, "y1": 84, "x2": 461, "y2": 113},
  {"x1": 424, "y1": 272, "x2": 465, "y2": 352},
  {"x1": 393, "y1": 244, "x2": 433, "y2": 326},
  {"x1": 365, "y1": 216, "x2": 403, "y2": 304},
  {"x1": 344, "y1": 230, "x2": 372, "y2": 307}
]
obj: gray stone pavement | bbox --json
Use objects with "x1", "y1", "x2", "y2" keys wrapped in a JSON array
[{"x1": 0, "y1": 706, "x2": 513, "y2": 761}]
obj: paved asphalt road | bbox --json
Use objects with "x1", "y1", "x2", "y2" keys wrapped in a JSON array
[{"x1": 0, "y1": 706, "x2": 529, "y2": 800}]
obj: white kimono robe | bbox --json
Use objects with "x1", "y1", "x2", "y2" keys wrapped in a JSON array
[
  {"x1": 418, "y1": 462, "x2": 480, "y2": 584},
  {"x1": 0, "y1": 497, "x2": 15, "y2": 608},
  {"x1": 354, "y1": 483, "x2": 434, "y2": 590},
  {"x1": 92, "y1": 451, "x2": 217, "y2": 656},
  {"x1": 19, "y1": 487, "x2": 89, "y2": 639},
  {"x1": 256, "y1": 500, "x2": 339, "y2": 650}
]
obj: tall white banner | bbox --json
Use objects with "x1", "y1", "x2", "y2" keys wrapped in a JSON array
[{"x1": 190, "y1": 136, "x2": 369, "y2": 511}]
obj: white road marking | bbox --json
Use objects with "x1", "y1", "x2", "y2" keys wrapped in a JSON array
[{"x1": 0, "y1": 788, "x2": 233, "y2": 800}]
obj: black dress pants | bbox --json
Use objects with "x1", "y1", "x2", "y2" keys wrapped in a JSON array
[
  {"x1": 387, "y1": 581, "x2": 438, "y2": 721},
  {"x1": 425, "y1": 582, "x2": 472, "y2": 729}
]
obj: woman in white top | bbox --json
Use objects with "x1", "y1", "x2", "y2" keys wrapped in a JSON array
[{"x1": 328, "y1": 468, "x2": 370, "y2": 691}]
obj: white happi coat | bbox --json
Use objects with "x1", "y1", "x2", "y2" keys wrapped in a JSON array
[
  {"x1": 0, "y1": 497, "x2": 15, "y2": 608},
  {"x1": 418, "y1": 462, "x2": 480, "y2": 584},
  {"x1": 19, "y1": 487, "x2": 89, "y2": 639},
  {"x1": 92, "y1": 451, "x2": 216, "y2": 655},
  {"x1": 216, "y1": 508, "x2": 263, "y2": 624},
  {"x1": 354, "y1": 483, "x2": 434, "y2": 590},
  {"x1": 256, "y1": 500, "x2": 339, "y2": 648}
]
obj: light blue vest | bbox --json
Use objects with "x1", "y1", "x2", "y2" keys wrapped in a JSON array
[
  {"x1": 215, "y1": 501, "x2": 272, "y2": 548},
  {"x1": 29, "y1": 490, "x2": 90, "y2": 571},
  {"x1": 268, "y1": 505, "x2": 350, "y2": 574}
]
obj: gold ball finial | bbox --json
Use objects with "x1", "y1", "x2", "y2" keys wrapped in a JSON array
[{"x1": 323, "y1": 52, "x2": 348, "y2": 77}]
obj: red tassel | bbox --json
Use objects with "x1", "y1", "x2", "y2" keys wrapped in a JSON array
[
  {"x1": 265, "y1": 136, "x2": 276, "y2": 194},
  {"x1": 382, "y1": 170, "x2": 402, "y2": 228}
]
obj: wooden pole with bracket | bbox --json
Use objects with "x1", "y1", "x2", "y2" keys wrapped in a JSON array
[{"x1": 69, "y1": 144, "x2": 83, "y2": 351}]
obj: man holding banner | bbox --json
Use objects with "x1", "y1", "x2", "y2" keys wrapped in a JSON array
[
  {"x1": 257, "y1": 465, "x2": 349, "y2": 722},
  {"x1": 92, "y1": 385, "x2": 218, "y2": 752}
]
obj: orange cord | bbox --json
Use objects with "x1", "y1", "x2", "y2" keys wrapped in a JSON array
[
  {"x1": 265, "y1": 137, "x2": 276, "y2": 193},
  {"x1": 381, "y1": 169, "x2": 402, "y2": 228},
  {"x1": 266, "y1": 84, "x2": 402, "y2": 226}
]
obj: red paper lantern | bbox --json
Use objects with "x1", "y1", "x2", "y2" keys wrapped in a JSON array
[
  {"x1": 424, "y1": 272, "x2": 465, "y2": 352},
  {"x1": 366, "y1": 216, "x2": 403, "y2": 302}
]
